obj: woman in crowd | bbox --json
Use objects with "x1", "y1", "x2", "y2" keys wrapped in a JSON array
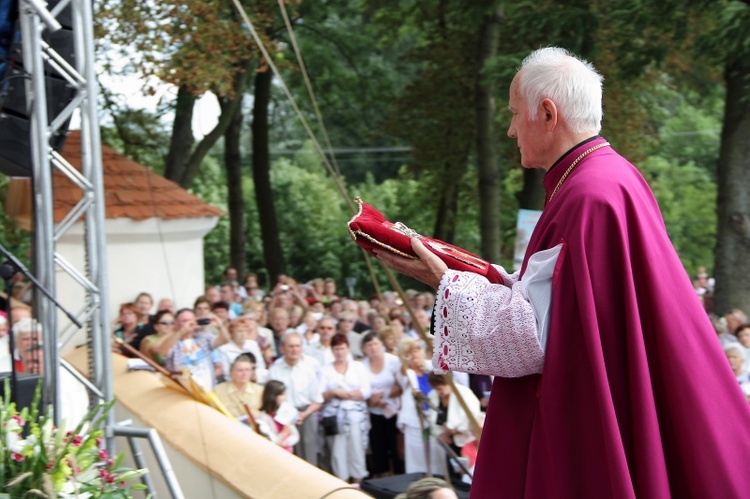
[
  {"x1": 257, "y1": 380, "x2": 299, "y2": 452},
  {"x1": 140, "y1": 309, "x2": 175, "y2": 366},
  {"x1": 213, "y1": 353, "x2": 263, "y2": 419},
  {"x1": 428, "y1": 373, "x2": 482, "y2": 480},
  {"x1": 734, "y1": 324, "x2": 750, "y2": 365},
  {"x1": 724, "y1": 344, "x2": 750, "y2": 399},
  {"x1": 397, "y1": 338, "x2": 442, "y2": 475},
  {"x1": 296, "y1": 310, "x2": 320, "y2": 347},
  {"x1": 113, "y1": 302, "x2": 147, "y2": 356},
  {"x1": 134, "y1": 292, "x2": 154, "y2": 325},
  {"x1": 320, "y1": 333, "x2": 371, "y2": 483},
  {"x1": 378, "y1": 327, "x2": 400, "y2": 356},
  {"x1": 360, "y1": 331, "x2": 404, "y2": 476}
]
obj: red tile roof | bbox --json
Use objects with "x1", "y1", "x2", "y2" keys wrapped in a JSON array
[{"x1": 54, "y1": 131, "x2": 224, "y2": 222}]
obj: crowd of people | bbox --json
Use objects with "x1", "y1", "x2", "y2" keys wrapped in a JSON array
[
  {"x1": 108, "y1": 269, "x2": 486, "y2": 485},
  {"x1": 2, "y1": 263, "x2": 749, "y2": 486}
]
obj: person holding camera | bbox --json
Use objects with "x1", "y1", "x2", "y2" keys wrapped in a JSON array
[{"x1": 150, "y1": 308, "x2": 230, "y2": 389}]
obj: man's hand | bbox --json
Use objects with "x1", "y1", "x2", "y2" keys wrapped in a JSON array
[{"x1": 374, "y1": 238, "x2": 448, "y2": 289}]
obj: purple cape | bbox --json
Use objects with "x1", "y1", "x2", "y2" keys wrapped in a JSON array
[{"x1": 470, "y1": 137, "x2": 750, "y2": 497}]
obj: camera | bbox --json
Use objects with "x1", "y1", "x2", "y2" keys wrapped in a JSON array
[
  {"x1": 280, "y1": 285, "x2": 290, "y2": 292},
  {"x1": 196, "y1": 318, "x2": 211, "y2": 326}
]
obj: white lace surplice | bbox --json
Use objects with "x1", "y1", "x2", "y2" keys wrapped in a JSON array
[{"x1": 432, "y1": 244, "x2": 562, "y2": 378}]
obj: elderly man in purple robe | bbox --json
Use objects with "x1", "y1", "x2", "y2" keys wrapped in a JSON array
[{"x1": 376, "y1": 46, "x2": 750, "y2": 498}]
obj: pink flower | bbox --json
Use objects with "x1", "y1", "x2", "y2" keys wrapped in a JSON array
[
  {"x1": 99, "y1": 449, "x2": 109, "y2": 460},
  {"x1": 46, "y1": 461, "x2": 54, "y2": 471},
  {"x1": 71, "y1": 435, "x2": 83, "y2": 446},
  {"x1": 11, "y1": 452, "x2": 24, "y2": 462},
  {"x1": 12, "y1": 414, "x2": 24, "y2": 426},
  {"x1": 95, "y1": 437, "x2": 102, "y2": 446}
]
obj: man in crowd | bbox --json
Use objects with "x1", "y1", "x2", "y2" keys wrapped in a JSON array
[
  {"x1": 376, "y1": 46, "x2": 750, "y2": 496},
  {"x1": 268, "y1": 332, "x2": 323, "y2": 466},
  {"x1": 267, "y1": 307, "x2": 294, "y2": 360},
  {"x1": 152, "y1": 308, "x2": 229, "y2": 388}
]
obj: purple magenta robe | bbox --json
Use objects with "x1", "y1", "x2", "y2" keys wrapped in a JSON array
[{"x1": 469, "y1": 137, "x2": 750, "y2": 497}]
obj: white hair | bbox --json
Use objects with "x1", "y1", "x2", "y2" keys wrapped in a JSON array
[
  {"x1": 12, "y1": 318, "x2": 42, "y2": 338},
  {"x1": 724, "y1": 344, "x2": 746, "y2": 364},
  {"x1": 518, "y1": 47, "x2": 603, "y2": 134}
]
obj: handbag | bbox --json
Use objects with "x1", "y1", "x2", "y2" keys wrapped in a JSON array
[{"x1": 321, "y1": 415, "x2": 339, "y2": 436}]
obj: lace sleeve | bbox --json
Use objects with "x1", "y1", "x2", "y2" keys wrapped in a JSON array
[
  {"x1": 491, "y1": 264, "x2": 520, "y2": 286},
  {"x1": 432, "y1": 270, "x2": 544, "y2": 378}
]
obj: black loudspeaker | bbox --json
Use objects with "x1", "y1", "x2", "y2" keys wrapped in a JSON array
[
  {"x1": 360, "y1": 473, "x2": 471, "y2": 499},
  {"x1": 0, "y1": 372, "x2": 44, "y2": 412},
  {"x1": 0, "y1": 13, "x2": 75, "y2": 177}
]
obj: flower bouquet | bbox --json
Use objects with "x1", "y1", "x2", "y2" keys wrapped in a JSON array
[{"x1": 0, "y1": 381, "x2": 147, "y2": 498}]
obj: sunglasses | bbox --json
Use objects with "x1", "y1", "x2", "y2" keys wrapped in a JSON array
[{"x1": 158, "y1": 321, "x2": 175, "y2": 325}]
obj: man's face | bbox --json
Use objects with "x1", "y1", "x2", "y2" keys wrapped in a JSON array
[
  {"x1": 317, "y1": 320, "x2": 336, "y2": 344},
  {"x1": 17, "y1": 331, "x2": 33, "y2": 352},
  {"x1": 270, "y1": 311, "x2": 290, "y2": 334},
  {"x1": 205, "y1": 287, "x2": 221, "y2": 304},
  {"x1": 221, "y1": 286, "x2": 236, "y2": 303},
  {"x1": 282, "y1": 336, "x2": 303, "y2": 363},
  {"x1": 157, "y1": 299, "x2": 175, "y2": 314},
  {"x1": 230, "y1": 326, "x2": 249, "y2": 344},
  {"x1": 507, "y1": 73, "x2": 550, "y2": 170},
  {"x1": 230, "y1": 361, "x2": 255, "y2": 384},
  {"x1": 21, "y1": 346, "x2": 44, "y2": 375},
  {"x1": 175, "y1": 311, "x2": 197, "y2": 332}
]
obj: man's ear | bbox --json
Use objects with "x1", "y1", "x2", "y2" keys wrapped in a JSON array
[{"x1": 540, "y1": 98, "x2": 558, "y2": 130}]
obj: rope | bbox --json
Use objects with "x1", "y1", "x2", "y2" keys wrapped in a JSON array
[
  {"x1": 276, "y1": 0, "x2": 343, "y2": 179},
  {"x1": 229, "y1": 0, "x2": 354, "y2": 215}
]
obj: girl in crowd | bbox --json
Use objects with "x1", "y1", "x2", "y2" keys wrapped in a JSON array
[
  {"x1": 257, "y1": 380, "x2": 299, "y2": 452},
  {"x1": 360, "y1": 331, "x2": 404, "y2": 476},
  {"x1": 320, "y1": 333, "x2": 371, "y2": 483}
]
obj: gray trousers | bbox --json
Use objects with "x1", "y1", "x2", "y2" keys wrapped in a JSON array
[{"x1": 294, "y1": 407, "x2": 319, "y2": 467}]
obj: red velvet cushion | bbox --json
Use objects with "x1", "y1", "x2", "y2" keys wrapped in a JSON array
[{"x1": 347, "y1": 197, "x2": 503, "y2": 284}]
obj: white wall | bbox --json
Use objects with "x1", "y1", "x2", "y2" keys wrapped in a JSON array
[{"x1": 55, "y1": 216, "x2": 218, "y2": 352}]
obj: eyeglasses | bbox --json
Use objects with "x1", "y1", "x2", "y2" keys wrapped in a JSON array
[{"x1": 158, "y1": 321, "x2": 175, "y2": 325}]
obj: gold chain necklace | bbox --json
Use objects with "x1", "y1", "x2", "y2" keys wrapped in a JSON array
[{"x1": 548, "y1": 142, "x2": 610, "y2": 202}]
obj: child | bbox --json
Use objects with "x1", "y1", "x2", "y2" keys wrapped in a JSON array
[{"x1": 257, "y1": 380, "x2": 300, "y2": 452}]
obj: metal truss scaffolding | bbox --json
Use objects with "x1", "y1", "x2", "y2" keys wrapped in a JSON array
[{"x1": 18, "y1": 0, "x2": 112, "y2": 438}]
